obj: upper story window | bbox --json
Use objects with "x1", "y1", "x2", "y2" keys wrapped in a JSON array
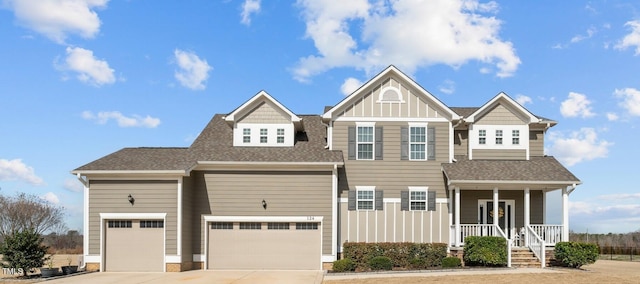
[
  {"x1": 243, "y1": 128, "x2": 251, "y2": 143},
  {"x1": 495, "y1": 130, "x2": 503, "y2": 145},
  {"x1": 277, "y1": 128, "x2": 285, "y2": 144},
  {"x1": 410, "y1": 126, "x2": 426, "y2": 160},
  {"x1": 410, "y1": 191, "x2": 426, "y2": 210},
  {"x1": 478, "y1": 130, "x2": 486, "y2": 145},
  {"x1": 260, "y1": 128, "x2": 268, "y2": 143},
  {"x1": 357, "y1": 126, "x2": 374, "y2": 160},
  {"x1": 357, "y1": 189, "x2": 374, "y2": 210},
  {"x1": 512, "y1": 130, "x2": 520, "y2": 145}
]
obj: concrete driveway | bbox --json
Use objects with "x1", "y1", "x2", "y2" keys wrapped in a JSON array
[{"x1": 44, "y1": 270, "x2": 324, "y2": 284}]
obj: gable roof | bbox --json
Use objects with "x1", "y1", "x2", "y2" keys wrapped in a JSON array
[
  {"x1": 225, "y1": 90, "x2": 302, "y2": 129},
  {"x1": 442, "y1": 156, "x2": 581, "y2": 186},
  {"x1": 465, "y1": 92, "x2": 540, "y2": 124},
  {"x1": 323, "y1": 65, "x2": 461, "y2": 121},
  {"x1": 451, "y1": 106, "x2": 557, "y2": 126}
]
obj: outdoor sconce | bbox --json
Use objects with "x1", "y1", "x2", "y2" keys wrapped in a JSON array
[
  {"x1": 262, "y1": 199, "x2": 267, "y2": 210},
  {"x1": 128, "y1": 194, "x2": 135, "y2": 206}
]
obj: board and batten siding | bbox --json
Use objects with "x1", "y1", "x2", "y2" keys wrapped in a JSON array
[
  {"x1": 88, "y1": 180, "x2": 178, "y2": 255},
  {"x1": 458, "y1": 190, "x2": 544, "y2": 227},
  {"x1": 475, "y1": 104, "x2": 528, "y2": 125},
  {"x1": 333, "y1": 121, "x2": 450, "y2": 199},
  {"x1": 191, "y1": 170, "x2": 333, "y2": 255},
  {"x1": 237, "y1": 101, "x2": 290, "y2": 124},
  {"x1": 339, "y1": 77, "x2": 451, "y2": 119},
  {"x1": 471, "y1": 149, "x2": 527, "y2": 160}
]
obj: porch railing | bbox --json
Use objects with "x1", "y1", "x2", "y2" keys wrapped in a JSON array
[
  {"x1": 530, "y1": 225, "x2": 563, "y2": 245},
  {"x1": 451, "y1": 224, "x2": 497, "y2": 246},
  {"x1": 495, "y1": 226, "x2": 512, "y2": 268},
  {"x1": 526, "y1": 225, "x2": 546, "y2": 268}
]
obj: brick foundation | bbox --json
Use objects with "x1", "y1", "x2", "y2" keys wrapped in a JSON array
[
  {"x1": 192, "y1": 262, "x2": 204, "y2": 270},
  {"x1": 166, "y1": 263, "x2": 182, "y2": 272},
  {"x1": 322, "y1": 262, "x2": 333, "y2": 271},
  {"x1": 86, "y1": 263, "x2": 100, "y2": 271}
]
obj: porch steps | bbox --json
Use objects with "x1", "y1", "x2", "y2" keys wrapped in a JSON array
[{"x1": 511, "y1": 248, "x2": 555, "y2": 268}]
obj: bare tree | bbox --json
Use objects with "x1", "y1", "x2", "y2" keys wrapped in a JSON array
[{"x1": 0, "y1": 193, "x2": 65, "y2": 238}]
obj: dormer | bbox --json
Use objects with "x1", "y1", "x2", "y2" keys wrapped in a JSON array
[{"x1": 224, "y1": 91, "x2": 302, "y2": 147}]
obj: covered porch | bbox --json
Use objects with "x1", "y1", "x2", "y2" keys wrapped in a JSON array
[{"x1": 442, "y1": 157, "x2": 581, "y2": 267}]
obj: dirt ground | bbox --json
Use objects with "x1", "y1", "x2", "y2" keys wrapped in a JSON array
[{"x1": 323, "y1": 260, "x2": 640, "y2": 284}]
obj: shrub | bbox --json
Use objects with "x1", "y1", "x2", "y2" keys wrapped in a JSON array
[
  {"x1": 0, "y1": 229, "x2": 49, "y2": 276},
  {"x1": 442, "y1": 257, "x2": 462, "y2": 268},
  {"x1": 409, "y1": 257, "x2": 426, "y2": 269},
  {"x1": 554, "y1": 242, "x2": 598, "y2": 268},
  {"x1": 342, "y1": 242, "x2": 448, "y2": 269},
  {"x1": 463, "y1": 236, "x2": 507, "y2": 267},
  {"x1": 332, "y1": 259, "x2": 356, "y2": 272},
  {"x1": 368, "y1": 256, "x2": 392, "y2": 271}
]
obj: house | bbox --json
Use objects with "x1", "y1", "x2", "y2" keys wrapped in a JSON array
[{"x1": 72, "y1": 65, "x2": 580, "y2": 272}]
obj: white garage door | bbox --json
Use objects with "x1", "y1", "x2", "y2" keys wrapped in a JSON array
[
  {"x1": 104, "y1": 220, "x2": 164, "y2": 272},
  {"x1": 208, "y1": 221, "x2": 321, "y2": 270}
]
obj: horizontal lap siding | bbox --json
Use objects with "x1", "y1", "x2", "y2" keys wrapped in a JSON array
[
  {"x1": 459, "y1": 190, "x2": 543, "y2": 227},
  {"x1": 181, "y1": 177, "x2": 194, "y2": 262},
  {"x1": 453, "y1": 130, "x2": 468, "y2": 156},
  {"x1": 88, "y1": 180, "x2": 178, "y2": 255},
  {"x1": 199, "y1": 171, "x2": 333, "y2": 255},
  {"x1": 238, "y1": 101, "x2": 289, "y2": 123},
  {"x1": 472, "y1": 149, "x2": 526, "y2": 160},
  {"x1": 529, "y1": 130, "x2": 544, "y2": 157},
  {"x1": 334, "y1": 121, "x2": 449, "y2": 199},
  {"x1": 475, "y1": 104, "x2": 527, "y2": 125}
]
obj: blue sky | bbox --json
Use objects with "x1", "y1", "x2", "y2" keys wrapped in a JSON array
[{"x1": 1, "y1": 0, "x2": 639, "y2": 234}]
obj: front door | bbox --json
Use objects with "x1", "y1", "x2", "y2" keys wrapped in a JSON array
[{"x1": 478, "y1": 200, "x2": 515, "y2": 239}]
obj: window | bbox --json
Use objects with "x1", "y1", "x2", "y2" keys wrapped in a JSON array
[
  {"x1": 267, "y1": 222, "x2": 290, "y2": 230},
  {"x1": 357, "y1": 189, "x2": 374, "y2": 210},
  {"x1": 276, "y1": 128, "x2": 285, "y2": 144},
  {"x1": 239, "y1": 222, "x2": 261, "y2": 230},
  {"x1": 512, "y1": 130, "x2": 520, "y2": 145},
  {"x1": 211, "y1": 222, "x2": 233, "y2": 230},
  {"x1": 243, "y1": 128, "x2": 251, "y2": 143},
  {"x1": 296, "y1": 223, "x2": 318, "y2": 230},
  {"x1": 479, "y1": 130, "x2": 486, "y2": 145},
  {"x1": 495, "y1": 130, "x2": 503, "y2": 145},
  {"x1": 260, "y1": 129, "x2": 268, "y2": 143},
  {"x1": 357, "y1": 126, "x2": 374, "y2": 160},
  {"x1": 410, "y1": 126, "x2": 426, "y2": 160},
  {"x1": 140, "y1": 220, "x2": 164, "y2": 228},
  {"x1": 107, "y1": 220, "x2": 132, "y2": 228},
  {"x1": 378, "y1": 86, "x2": 402, "y2": 102},
  {"x1": 410, "y1": 191, "x2": 426, "y2": 211}
]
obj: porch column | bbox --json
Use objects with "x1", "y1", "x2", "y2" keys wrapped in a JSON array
[
  {"x1": 448, "y1": 187, "x2": 453, "y2": 244},
  {"x1": 562, "y1": 187, "x2": 569, "y2": 241},
  {"x1": 493, "y1": 188, "x2": 499, "y2": 236},
  {"x1": 455, "y1": 187, "x2": 461, "y2": 247},
  {"x1": 524, "y1": 188, "x2": 530, "y2": 246}
]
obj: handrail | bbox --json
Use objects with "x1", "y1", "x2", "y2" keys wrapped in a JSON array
[
  {"x1": 495, "y1": 225, "x2": 511, "y2": 268},
  {"x1": 530, "y1": 225, "x2": 563, "y2": 245},
  {"x1": 526, "y1": 225, "x2": 546, "y2": 268}
]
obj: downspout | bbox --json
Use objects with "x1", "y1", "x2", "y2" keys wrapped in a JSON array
[
  {"x1": 76, "y1": 173, "x2": 88, "y2": 270},
  {"x1": 321, "y1": 120, "x2": 331, "y2": 149}
]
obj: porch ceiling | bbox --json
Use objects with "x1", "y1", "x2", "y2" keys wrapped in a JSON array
[{"x1": 442, "y1": 156, "x2": 580, "y2": 190}]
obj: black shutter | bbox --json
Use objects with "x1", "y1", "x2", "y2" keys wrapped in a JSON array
[
  {"x1": 375, "y1": 190, "x2": 383, "y2": 210},
  {"x1": 401, "y1": 127, "x2": 409, "y2": 160},
  {"x1": 348, "y1": 126, "x2": 356, "y2": 160},
  {"x1": 347, "y1": 190, "x2": 356, "y2": 211},
  {"x1": 400, "y1": 190, "x2": 409, "y2": 211},
  {"x1": 428, "y1": 191, "x2": 436, "y2": 211},
  {"x1": 375, "y1": 127, "x2": 383, "y2": 160},
  {"x1": 427, "y1": 126, "x2": 436, "y2": 160}
]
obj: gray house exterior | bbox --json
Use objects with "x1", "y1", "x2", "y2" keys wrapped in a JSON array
[{"x1": 73, "y1": 66, "x2": 579, "y2": 272}]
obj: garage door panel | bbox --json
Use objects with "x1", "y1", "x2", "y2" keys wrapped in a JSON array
[
  {"x1": 105, "y1": 220, "x2": 164, "y2": 272},
  {"x1": 208, "y1": 222, "x2": 320, "y2": 270}
]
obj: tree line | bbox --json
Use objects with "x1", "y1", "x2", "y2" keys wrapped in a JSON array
[{"x1": 570, "y1": 230, "x2": 640, "y2": 254}]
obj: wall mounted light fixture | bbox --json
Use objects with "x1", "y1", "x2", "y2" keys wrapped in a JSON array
[
  {"x1": 262, "y1": 199, "x2": 267, "y2": 210},
  {"x1": 128, "y1": 194, "x2": 135, "y2": 206}
]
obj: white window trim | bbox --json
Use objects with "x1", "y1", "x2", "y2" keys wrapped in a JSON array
[
  {"x1": 376, "y1": 86, "x2": 405, "y2": 103},
  {"x1": 469, "y1": 125, "x2": 529, "y2": 150},
  {"x1": 408, "y1": 122, "x2": 428, "y2": 161},
  {"x1": 495, "y1": 129, "x2": 503, "y2": 145},
  {"x1": 355, "y1": 186, "x2": 375, "y2": 211},
  {"x1": 408, "y1": 186, "x2": 428, "y2": 211},
  {"x1": 242, "y1": 128, "x2": 251, "y2": 143},
  {"x1": 512, "y1": 130, "x2": 520, "y2": 145},
  {"x1": 355, "y1": 122, "x2": 375, "y2": 161},
  {"x1": 233, "y1": 123, "x2": 294, "y2": 147},
  {"x1": 478, "y1": 129, "x2": 487, "y2": 145}
]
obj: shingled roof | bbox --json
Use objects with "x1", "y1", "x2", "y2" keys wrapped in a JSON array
[
  {"x1": 442, "y1": 156, "x2": 580, "y2": 184},
  {"x1": 73, "y1": 114, "x2": 343, "y2": 173}
]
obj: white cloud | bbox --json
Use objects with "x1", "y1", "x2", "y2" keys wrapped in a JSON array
[
  {"x1": 293, "y1": 0, "x2": 520, "y2": 82},
  {"x1": 546, "y1": 128, "x2": 612, "y2": 166},
  {"x1": 599, "y1": 193, "x2": 640, "y2": 201},
  {"x1": 240, "y1": 0, "x2": 261, "y2": 26},
  {"x1": 174, "y1": 49, "x2": 212, "y2": 90},
  {"x1": 0, "y1": 159, "x2": 45, "y2": 186},
  {"x1": 40, "y1": 192, "x2": 60, "y2": 204},
  {"x1": 515, "y1": 94, "x2": 532, "y2": 106},
  {"x1": 606, "y1": 112, "x2": 619, "y2": 121},
  {"x1": 560, "y1": 92, "x2": 595, "y2": 118},
  {"x1": 615, "y1": 20, "x2": 640, "y2": 55},
  {"x1": 614, "y1": 88, "x2": 640, "y2": 116},
  {"x1": 570, "y1": 26, "x2": 596, "y2": 43},
  {"x1": 59, "y1": 47, "x2": 115, "y2": 86},
  {"x1": 438, "y1": 80, "x2": 455, "y2": 95},
  {"x1": 82, "y1": 111, "x2": 161, "y2": 128},
  {"x1": 1, "y1": 0, "x2": 108, "y2": 44},
  {"x1": 63, "y1": 178, "x2": 84, "y2": 193},
  {"x1": 340, "y1": 77, "x2": 362, "y2": 96}
]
